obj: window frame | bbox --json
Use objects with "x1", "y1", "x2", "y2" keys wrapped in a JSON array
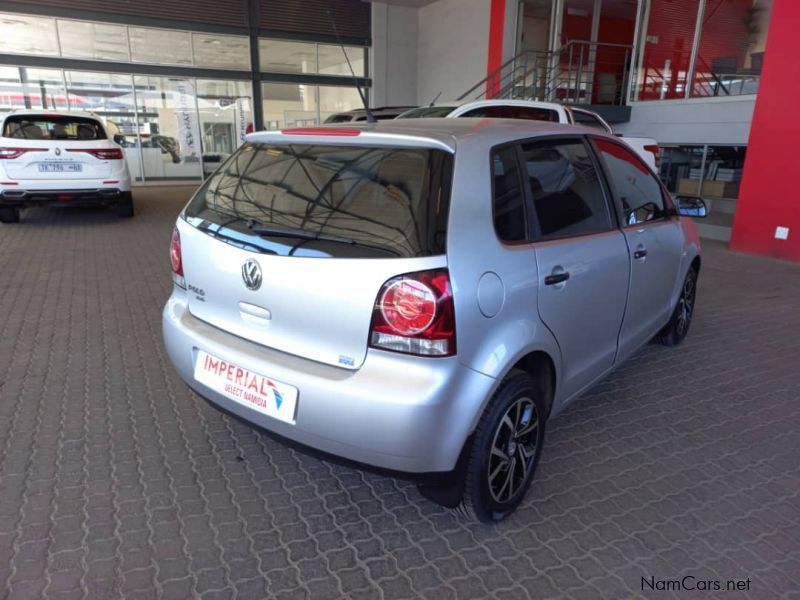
[
  {"x1": 489, "y1": 141, "x2": 534, "y2": 246},
  {"x1": 489, "y1": 134, "x2": 622, "y2": 245},
  {"x1": 517, "y1": 135, "x2": 619, "y2": 243},
  {"x1": 587, "y1": 135, "x2": 676, "y2": 229}
]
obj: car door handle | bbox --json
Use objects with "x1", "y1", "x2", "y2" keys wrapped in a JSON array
[
  {"x1": 633, "y1": 249, "x2": 648, "y2": 260},
  {"x1": 544, "y1": 272, "x2": 570, "y2": 286}
]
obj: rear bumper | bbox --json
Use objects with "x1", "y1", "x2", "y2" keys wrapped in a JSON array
[
  {"x1": 0, "y1": 187, "x2": 130, "y2": 207},
  {"x1": 162, "y1": 289, "x2": 496, "y2": 473}
]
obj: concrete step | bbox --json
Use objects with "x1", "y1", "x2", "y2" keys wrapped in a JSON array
[
  {"x1": 706, "y1": 196, "x2": 738, "y2": 215},
  {"x1": 692, "y1": 210, "x2": 734, "y2": 242}
]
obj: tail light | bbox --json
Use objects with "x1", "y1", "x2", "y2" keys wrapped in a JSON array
[
  {"x1": 369, "y1": 269, "x2": 456, "y2": 357},
  {"x1": 0, "y1": 147, "x2": 46, "y2": 159},
  {"x1": 644, "y1": 144, "x2": 661, "y2": 169},
  {"x1": 67, "y1": 148, "x2": 124, "y2": 160},
  {"x1": 170, "y1": 226, "x2": 186, "y2": 289}
]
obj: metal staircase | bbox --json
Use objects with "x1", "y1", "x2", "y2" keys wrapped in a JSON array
[{"x1": 457, "y1": 40, "x2": 634, "y2": 106}]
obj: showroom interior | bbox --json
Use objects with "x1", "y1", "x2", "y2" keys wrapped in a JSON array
[{"x1": 0, "y1": 0, "x2": 798, "y2": 598}]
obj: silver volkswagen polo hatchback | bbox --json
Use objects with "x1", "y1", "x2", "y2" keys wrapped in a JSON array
[{"x1": 163, "y1": 119, "x2": 703, "y2": 522}]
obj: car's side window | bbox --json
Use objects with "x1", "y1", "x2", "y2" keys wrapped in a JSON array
[
  {"x1": 491, "y1": 147, "x2": 528, "y2": 243},
  {"x1": 519, "y1": 139, "x2": 612, "y2": 239},
  {"x1": 592, "y1": 138, "x2": 667, "y2": 226}
]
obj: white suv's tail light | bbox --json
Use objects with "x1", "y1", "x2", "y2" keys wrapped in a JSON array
[
  {"x1": 644, "y1": 144, "x2": 661, "y2": 168},
  {"x1": 369, "y1": 269, "x2": 456, "y2": 357},
  {"x1": 0, "y1": 147, "x2": 46, "y2": 159},
  {"x1": 170, "y1": 226, "x2": 186, "y2": 289}
]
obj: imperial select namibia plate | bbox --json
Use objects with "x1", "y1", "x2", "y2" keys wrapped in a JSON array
[{"x1": 193, "y1": 350, "x2": 298, "y2": 424}]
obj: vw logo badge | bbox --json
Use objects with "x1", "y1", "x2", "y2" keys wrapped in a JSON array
[
  {"x1": 241, "y1": 259, "x2": 262, "y2": 291},
  {"x1": 55, "y1": 148, "x2": 61, "y2": 156}
]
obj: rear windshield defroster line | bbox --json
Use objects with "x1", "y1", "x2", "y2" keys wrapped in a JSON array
[{"x1": 184, "y1": 142, "x2": 454, "y2": 259}]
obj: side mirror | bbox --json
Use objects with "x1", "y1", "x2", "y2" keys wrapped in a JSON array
[
  {"x1": 113, "y1": 134, "x2": 126, "y2": 146},
  {"x1": 675, "y1": 195, "x2": 708, "y2": 218}
]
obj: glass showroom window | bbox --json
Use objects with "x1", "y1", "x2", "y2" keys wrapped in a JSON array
[
  {"x1": 0, "y1": 67, "x2": 68, "y2": 111},
  {"x1": 690, "y1": 0, "x2": 772, "y2": 97},
  {"x1": 632, "y1": 0, "x2": 773, "y2": 101},
  {"x1": 129, "y1": 27, "x2": 193, "y2": 66},
  {"x1": 192, "y1": 33, "x2": 251, "y2": 71},
  {"x1": 262, "y1": 83, "x2": 363, "y2": 129},
  {"x1": 197, "y1": 79, "x2": 254, "y2": 177},
  {"x1": 57, "y1": 20, "x2": 130, "y2": 62},
  {"x1": 0, "y1": 67, "x2": 21, "y2": 113},
  {"x1": 63, "y1": 71, "x2": 140, "y2": 179},
  {"x1": 318, "y1": 86, "x2": 364, "y2": 122},
  {"x1": 0, "y1": 13, "x2": 59, "y2": 56},
  {"x1": 262, "y1": 82, "x2": 318, "y2": 129},
  {"x1": 317, "y1": 44, "x2": 365, "y2": 77},
  {"x1": 259, "y1": 40, "x2": 317, "y2": 74},
  {"x1": 259, "y1": 39, "x2": 366, "y2": 77},
  {"x1": 633, "y1": 1, "x2": 701, "y2": 100},
  {"x1": 659, "y1": 144, "x2": 746, "y2": 201},
  {"x1": 659, "y1": 145, "x2": 707, "y2": 195},
  {"x1": 133, "y1": 75, "x2": 204, "y2": 180}
]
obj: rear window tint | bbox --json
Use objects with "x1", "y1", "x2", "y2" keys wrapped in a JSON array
[
  {"x1": 185, "y1": 142, "x2": 453, "y2": 258},
  {"x1": 3, "y1": 115, "x2": 106, "y2": 140}
]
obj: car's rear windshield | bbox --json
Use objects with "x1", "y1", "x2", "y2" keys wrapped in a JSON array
[
  {"x1": 184, "y1": 142, "x2": 454, "y2": 259},
  {"x1": 397, "y1": 106, "x2": 456, "y2": 119},
  {"x1": 2, "y1": 115, "x2": 106, "y2": 140}
]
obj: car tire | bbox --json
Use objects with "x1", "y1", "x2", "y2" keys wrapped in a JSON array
[
  {"x1": 114, "y1": 193, "x2": 134, "y2": 218},
  {"x1": 656, "y1": 267, "x2": 698, "y2": 346},
  {"x1": 0, "y1": 206, "x2": 20, "y2": 223},
  {"x1": 459, "y1": 370, "x2": 546, "y2": 523}
]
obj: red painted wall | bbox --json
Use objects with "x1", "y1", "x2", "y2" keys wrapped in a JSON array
[
  {"x1": 639, "y1": 0, "x2": 699, "y2": 99},
  {"x1": 486, "y1": 0, "x2": 506, "y2": 98},
  {"x1": 730, "y1": 0, "x2": 800, "y2": 261}
]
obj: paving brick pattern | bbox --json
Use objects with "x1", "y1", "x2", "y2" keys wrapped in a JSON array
[{"x1": 0, "y1": 187, "x2": 798, "y2": 599}]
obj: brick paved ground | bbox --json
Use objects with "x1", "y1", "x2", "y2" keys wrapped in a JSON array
[{"x1": 0, "y1": 187, "x2": 798, "y2": 600}]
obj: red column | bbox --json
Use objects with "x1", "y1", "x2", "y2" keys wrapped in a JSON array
[
  {"x1": 486, "y1": 0, "x2": 506, "y2": 99},
  {"x1": 730, "y1": 0, "x2": 800, "y2": 261}
]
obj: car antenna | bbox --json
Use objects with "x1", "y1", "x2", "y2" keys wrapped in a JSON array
[
  {"x1": 429, "y1": 91, "x2": 442, "y2": 107},
  {"x1": 327, "y1": 10, "x2": 376, "y2": 124}
]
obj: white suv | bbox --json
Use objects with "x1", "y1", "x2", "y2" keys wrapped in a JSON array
[
  {"x1": 397, "y1": 100, "x2": 660, "y2": 170},
  {"x1": 0, "y1": 111, "x2": 133, "y2": 223}
]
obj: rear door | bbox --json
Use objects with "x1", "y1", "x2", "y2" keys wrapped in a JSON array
[
  {"x1": 180, "y1": 140, "x2": 453, "y2": 370},
  {"x1": 591, "y1": 137, "x2": 683, "y2": 360},
  {"x1": 1, "y1": 115, "x2": 113, "y2": 180},
  {"x1": 518, "y1": 137, "x2": 630, "y2": 400}
]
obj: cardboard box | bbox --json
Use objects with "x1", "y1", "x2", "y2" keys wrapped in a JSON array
[{"x1": 677, "y1": 178, "x2": 740, "y2": 198}]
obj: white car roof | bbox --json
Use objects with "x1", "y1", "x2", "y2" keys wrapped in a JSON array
[
  {"x1": 447, "y1": 99, "x2": 569, "y2": 118},
  {"x1": 3, "y1": 109, "x2": 101, "y2": 120}
]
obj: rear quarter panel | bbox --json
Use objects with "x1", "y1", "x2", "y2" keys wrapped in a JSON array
[{"x1": 445, "y1": 139, "x2": 563, "y2": 428}]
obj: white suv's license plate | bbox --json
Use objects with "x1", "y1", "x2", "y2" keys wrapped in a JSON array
[
  {"x1": 38, "y1": 163, "x2": 82, "y2": 173},
  {"x1": 194, "y1": 350, "x2": 298, "y2": 424}
]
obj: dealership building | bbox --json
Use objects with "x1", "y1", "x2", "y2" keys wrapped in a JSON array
[{"x1": 0, "y1": 0, "x2": 795, "y2": 261}]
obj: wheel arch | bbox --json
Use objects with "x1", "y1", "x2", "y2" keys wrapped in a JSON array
[
  {"x1": 510, "y1": 350, "x2": 557, "y2": 418},
  {"x1": 691, "y1": 254, "x2": 702, "y2": 274}
]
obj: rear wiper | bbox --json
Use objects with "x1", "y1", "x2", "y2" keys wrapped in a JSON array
[
  {"x1": 196, "y1": 221, "x2": 277, "y2": 255},
  {"x1": 246, "y1": 220, "x2": 356, "y2": 245}
]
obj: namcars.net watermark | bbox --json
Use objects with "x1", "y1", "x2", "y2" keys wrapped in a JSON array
[{"x1": 642, "y1": 576, "x2": 752, "y2": 592}]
